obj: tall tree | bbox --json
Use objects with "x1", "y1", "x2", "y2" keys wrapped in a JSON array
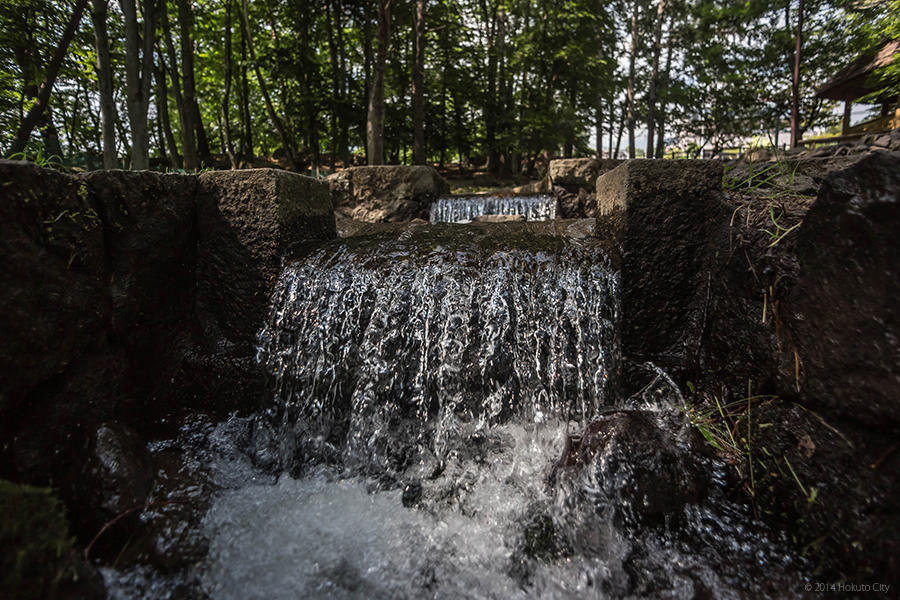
[
  {"x1": 790, "y1": 0, "x2": 805, "y2": 147},
  {"x1": 91, "y1": 0, "x2": 116, "y2": 168},
  {"x1": 8, "y1": 0, "x2": 89, "y2": 156},
  {"x1": 119, "y1": 0, "x2": 159, "y2": 169},
  {"x1": 162, "y1": 11, "x2": 196, "y2": 170},
  {"x1": 411, "y1": 0, "x2": 426, "y2": 164},
  {"x1": 176, "y1": 0, "x2": 208, "y2": 164},
  {"x1": 222, "y1": 0, "x2": 237, "y2": 168},
  {"x1": 646, "y1": 0, "x2": 666, "y2": 158},
  {"x1": 154, "y1": 52, "x2": 180, "y2": 168},
  {"x1": 626, "y1": 0, "x2": 638, "y2": 158},
  {"x1": 367, "y1": 0, "x2": 392, "y2": 165},
  {"x1": 239, "y1": 0, "x2": 296, "y2": 169}
]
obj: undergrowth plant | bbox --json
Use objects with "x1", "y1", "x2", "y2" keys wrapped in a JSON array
[
  {"x1": 7, "y1": 150, "x2": 64, "y2": 168},
  {"x1": 684, "y1": 381, "x2": 821, "y2": 509}
]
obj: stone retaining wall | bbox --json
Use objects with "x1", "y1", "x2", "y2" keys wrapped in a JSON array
[{"x1": 0, "y1": 162, "x2": 334, "y2": 541}]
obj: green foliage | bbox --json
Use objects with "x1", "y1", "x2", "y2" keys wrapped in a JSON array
[
  {"x1": 0, "y1": 480, "x2": 81, "y2": 599},
  {"x1": 0, "y1": 0, "x2": 876, "y2": 168}
]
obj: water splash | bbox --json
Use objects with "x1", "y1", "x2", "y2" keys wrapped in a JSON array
[
  {"x1": 255, "y1": 225, "x2": 618, "y2": 476},
  {"x1": 429, "y1": 194, "x2": 557, "y2": 223},
  {"x1": 103, "y1": 224, "x2": 805, "y2": 599}
]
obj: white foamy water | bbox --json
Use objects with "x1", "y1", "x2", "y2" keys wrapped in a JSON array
[
  {"x1": 429, "y1": 195, "x2": 557, "y2": 223},
  {"x1": 102, "y1": 225, "x2": 804, "y2": 599},
  {"x1": 201, "y1": 422, "x2": 582, "y2": 600}
]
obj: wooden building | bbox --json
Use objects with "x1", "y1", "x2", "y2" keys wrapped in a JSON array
[{"x1": 816, "y1": 39, "x2": 900, "y2": 137}]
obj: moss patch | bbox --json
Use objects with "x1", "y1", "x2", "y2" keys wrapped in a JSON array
[{"x1": 0, "y1": 480, "x2": 100, "y2": 599}]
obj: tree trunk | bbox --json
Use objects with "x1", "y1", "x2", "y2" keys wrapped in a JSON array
[
  {"x1": 163, "y1": 13, "x2": 195, "y2": 170},
  {"x1": 119, "y1": 0, "x2": 158, "y2": 170},
  {"x1": 155, "y1": 54, "x2": 181, "y2": 168},
  {"x1": 301, "y1": 9, "x2": 319, "y2": 176},
  {"x1": 412, "y1": 0, "x2": 426, "y2": 165},
  {"x1": 367, "y1": 0, "x2": 391, "y2": 165},
  {"x1": 8, "y1": 0, "x2": 89, "y2": 157},
  {"x1": 595, "y1": 93, "x2": 603, "y2": 158},
  {"x1": 627, "y1": 0, "x2": 638, "y2": 159},
  {"x1": 240, "y1": 0, "x2": 297, "y2": 169},
  {"x1": 484, "y1": 5, "x2": 499, "y2": 172},
  {"x1": 222, "y1": 0, "x2": 237, "y2": 168},
  {"x1": 238, "y1": 13, "x2": 252, "y2": 162},
  {"x1": 615, "y1": 99, "x2": 626, "y2": 159},
  {"x1": 646, "y1": 0, "x2": 666, "y2": 158},
  {"x1": 176, "y1": 0, "x2": 208, "y2": 167},
  {"x1": 655, "y1": 27, "x2": 673, "y2": 159},
  {"x1": 790, "y1": 0, "x2": 804, "y2": 148},
  {"x1": 564, "y1": 78, "x2": 576, "y2": 158},
  {"x1": 91, "y1": 0, "x2": 117, "y2": 169},
  {"x1": 608, "y1": 95, "x2": 614, "y2": 158},
  {"x1": 326, "y1": 0, "x2": 339, "y2": 171},
  {"x1": 334, "y1": 0, "x2": 349, "y2": 166}
]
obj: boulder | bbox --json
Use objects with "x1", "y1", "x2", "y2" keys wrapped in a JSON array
[
  {"x1": 325, "y1": 165, "x2": 449, "y2": 222},
  {"x1": 596, "y1": 160, "x2": 728, "y2": 378},
  {"x1": 548, "y1": 158, "x2": 623, "y2": 190},
  {"x1": 76, "y1": 422, "x2": 154, "y2": 537},
  {"x1": 872, "y1": 134, "x2": 891, "y2": 148},
  {"x1": 196, "y1": 169, "x2": 335, "y2": 349},
  {"x1": 785, "y1": 152, "x2": 900, "y2": 429},
  {"x1": 558, "y1": 410, "x2": 711, "y2": 526},
  {"x1": 556, "y1": 187, "x2": 597, "y2": 219}
]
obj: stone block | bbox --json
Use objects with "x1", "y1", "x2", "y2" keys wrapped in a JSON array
[
  {"x1": 596, "y1": 159, "x2": 727, "y2": 374},
  {"x1": 326, "y1": 165, "x2": 449, "y2": 222},
  {"x1": 786, "y1": 152, "x2": 900, "y2": 428},
  {"x1": 196, "y1": 169, "x2": 335, "y2": 348}
]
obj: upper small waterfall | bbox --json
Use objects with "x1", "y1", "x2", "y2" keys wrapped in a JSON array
[{"x1": 429, "y1": 194, "x2": 557, "y2": 223}]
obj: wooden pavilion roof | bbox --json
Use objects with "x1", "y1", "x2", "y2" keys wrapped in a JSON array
[{"x1": 817, "y1": 39, "x2": 900, "y2": 102}]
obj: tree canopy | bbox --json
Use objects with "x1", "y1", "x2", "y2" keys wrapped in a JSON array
[{"x1": 0, "y1": 0, "x2": 896, "y2": 173}]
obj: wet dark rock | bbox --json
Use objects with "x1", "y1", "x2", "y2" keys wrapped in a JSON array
[
  {"x1": 785, "y1": 151, "x2": 900, "y2": 429},
  {"x1": 750, "y1": 402, "x2": 900, "y2": 586},
  {"x1": 559, "y1": 410, "x2": 712, "y2": 527},
  {"x1": 0, "y1": 161, "x2": 336, "y2": 572},
  {"x1": 325, "y1": 165, "x2": 449, "y2": 222},
  {"x1": 197, "y1": 169, "x2": 336, "y2": 350},
  {"x1": 87, "y1": 423, "x2": 154, "y2": 516},
  {"x1": 80, "y1": 170, "x2": 198, "y2": 338},
  {"x1": 401, "y1": 480, "x2": 423, "y2": 507},
  {"x1": 72, "y1": 422, "x2": 154, "y2": 547},
  {"x1": 596, "y1": 159, "x2": 729, "y2": 383}
]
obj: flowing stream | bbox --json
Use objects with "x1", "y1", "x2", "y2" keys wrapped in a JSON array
[
  {"x1": 429, "y1": 194, "x2": 557, "y2": 223},
  {"x1": 103, "y1": 222, "x2": 804, "y2": 599}
]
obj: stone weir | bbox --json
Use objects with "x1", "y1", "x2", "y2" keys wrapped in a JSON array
[
  {"x1": 0, "y1": 162, "x2": 335, "y2": 544},
  {"x1": 1, "y1": 155, "x2": 898, "y2": 595},
  {"x1": 596, "y1": 154, "x2": 900, "y2": 584}
]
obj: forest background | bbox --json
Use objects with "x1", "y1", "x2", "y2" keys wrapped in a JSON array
[{"x1": 1, "y1": 0, "x2": 897, "y2": 175}]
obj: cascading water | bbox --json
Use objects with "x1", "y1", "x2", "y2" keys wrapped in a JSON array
[
  {"x1": 103, "y1": 222, "x2": 805, "y2": 599},
  {"x1": 429, "y1": 194, "x2": 557, "y2": 223}
]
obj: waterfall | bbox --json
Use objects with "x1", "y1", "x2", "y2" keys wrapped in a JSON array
[
  {"x1": 429, "y1": 194, "x2": 557, "y2": 223},
  {"x1": 103, "y1": 224, "x2": 802, "y2": 600},
  {"x1": 255, "y1": 225, "x2": 618, "y2": 474}
]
